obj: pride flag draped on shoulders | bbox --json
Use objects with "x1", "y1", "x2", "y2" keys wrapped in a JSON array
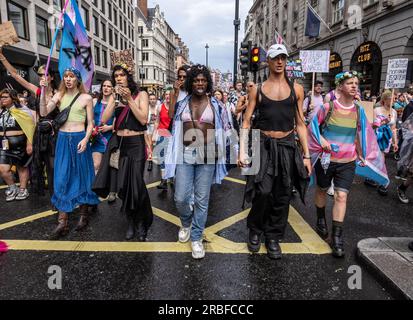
[
  {"x1": 307, "y1": 102, "x2": 390, "y2": 187},
  {"x1": 59, "y1": 0, "x2": 94, "y2": 90}
]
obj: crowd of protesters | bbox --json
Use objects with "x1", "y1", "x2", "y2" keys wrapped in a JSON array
[{"x1": 1, "y1": 43, "x2": 413, "y2": 259}]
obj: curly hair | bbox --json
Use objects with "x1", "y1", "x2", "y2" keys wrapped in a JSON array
[
  {"x1": 184, "y1": 64, "x2": 213, "y2": 95},
  {"x1": 111, "y1": 65, "x2": 139, "y2": 96},
  {"x1": 0, "y1": 88, "x2": 22, "y2": 108}
]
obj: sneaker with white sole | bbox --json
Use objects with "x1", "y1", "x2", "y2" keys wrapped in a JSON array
[
  {"x1": 15, "y1": 188, "x2": 29, "y2": 200},
  {"x1": 191, "y1": 240, "x2": 205, "y2": 259},
  {"x1": 5, "y1": 184, "x2": 17, "y2": 196},
  {"x1": 178, "y1": 226, "x2": 191, "y2": 243},
  {"x1": 6, "y1": 187, "x2": 18, "y2": 202},
  {"x1": 397, "y1": 186, "x2": 410, "y2": 204}
]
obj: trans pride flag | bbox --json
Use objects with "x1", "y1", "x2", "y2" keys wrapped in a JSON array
[
  {"x1": 58, "y1": 0, "x2": 94, "y2": 90},
  {"x1": 307, "y1": 103, "x2": 390, "y2": 188}
]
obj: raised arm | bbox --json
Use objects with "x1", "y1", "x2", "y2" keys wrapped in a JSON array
[
  {"x1": 39, "y1": 89, "x2": 61, "y2": 117},
  {"x1": 0, "y1": 47, "x2": 38, "y2": 94}
]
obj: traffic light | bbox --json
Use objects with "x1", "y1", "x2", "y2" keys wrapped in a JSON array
[
  {"x1": 239, "y1": 41, "x2": 251, "y2": 72},
  {"x1": 250, "y1": 46, "x2": 260, "y2": 72}
]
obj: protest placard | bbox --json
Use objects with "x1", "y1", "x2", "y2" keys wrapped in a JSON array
[
  {"x1": 286, "y1": 60, "x2": 305, "y2": 79},
  {"x1": 385, "y1": 58, "x2": 408, "y2": 89},
  {"x1": 299, "y1": 50, "x2": 330, "y2": 73},
  {"x1": 0, "y1": 21, "x2": 20, "y2": 47}
]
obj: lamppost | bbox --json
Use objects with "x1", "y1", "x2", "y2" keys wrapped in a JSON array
[
  {"x1": 139, "y1": 29, "x2": 144, "y2": 88},
  {"x1": 205, "y1": 43, "x2": 209, "y2": 68}
]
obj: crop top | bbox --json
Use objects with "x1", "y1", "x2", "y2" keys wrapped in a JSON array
[
  {"x1": 59, "y1": 93, "x2": 86, "y2": 122},
  {"x1": 114, "y1": 104, "x2": 147, "y2": 132}
]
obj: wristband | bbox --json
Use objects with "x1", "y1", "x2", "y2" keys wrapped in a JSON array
[{"x1": 303, "y1": 155, "x2": 311, "y2": 159}]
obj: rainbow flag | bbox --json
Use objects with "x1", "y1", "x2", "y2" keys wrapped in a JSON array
[{"x1": 58, "y1": 0, "x2": 94, "y2": 90}]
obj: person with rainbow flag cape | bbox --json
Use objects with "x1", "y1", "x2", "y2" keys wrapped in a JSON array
[{"x1": 307, "y1": 71, "x2": 389, "y2": 258}]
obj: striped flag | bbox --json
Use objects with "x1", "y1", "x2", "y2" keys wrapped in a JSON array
[{"x1": 58, "y1": 0, "x2": 94, "y2": 90}]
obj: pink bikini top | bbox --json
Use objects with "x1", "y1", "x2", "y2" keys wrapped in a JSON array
[{"x1": 181, "y1": 103, "x2": 214, "y2": 125}]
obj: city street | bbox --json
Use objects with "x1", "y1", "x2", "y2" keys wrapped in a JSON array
[{"x1": 0, "y1": 156, "x2": 411, "y2": 300}]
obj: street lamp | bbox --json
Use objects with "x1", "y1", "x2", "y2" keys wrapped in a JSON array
[
  {"x1": 139, "y1": 29, "x2": 144, "y2": 88},
  {"x1": 205, "y1": 43, "x2": 209, "y2": 68}
]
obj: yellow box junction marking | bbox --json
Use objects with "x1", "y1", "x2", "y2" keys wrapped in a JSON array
[{"x1": 1, "y1": 178, "x2": 331, "y2": 255}]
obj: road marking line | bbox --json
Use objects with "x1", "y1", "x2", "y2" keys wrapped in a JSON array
[
  {"x1": 0, "y1": 210, "x2": 57, "y2": 231},
  {"x1": 205, "y1": 209, "x2": 250, "y2": 234},
  {"x1": 224, "y1": 177, "x2": 246, "y2": 185},
  {"x1": 152, "y1": 207, "x2": 181, "y2": 227}
]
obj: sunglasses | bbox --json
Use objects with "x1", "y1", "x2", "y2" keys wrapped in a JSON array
[{"x1": 178, "y1": 75, "x2": 186, "y2": 79}]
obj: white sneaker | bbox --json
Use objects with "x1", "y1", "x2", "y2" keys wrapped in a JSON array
[
  {"x1": 15, "y1": 188, "x2": 29, "y2": 201},
  {"x1": 191, "y1": 241, "x2": 205, "y2": 259},
  {"x1": 6, "y1": 187, "x2": 18, "y2": 202},
  {"x1": 5, "y1": 184, "x2": 17, "y2": 196},
  {"x1": 327, "y1": 184, "x2": 334, "y2": 196},
  {"x1": 178, "y1": 226, "x2": 191, "y2": 243}
]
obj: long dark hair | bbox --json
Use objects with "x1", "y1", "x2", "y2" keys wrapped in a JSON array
[
  {"x1": 185, "y1": 64, "x2": 213, "y2": 95},
  {"x1": 111, "y1": 65, "x2": 139, "y2": 96},
  {"x1": 97, "y1": 79, "x2": 113, "y2": 103}
]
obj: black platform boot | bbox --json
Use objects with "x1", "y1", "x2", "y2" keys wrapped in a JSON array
[
  {"x1": 315, "y1": 207, "x2": 328, "y2": 240},
  {"x1": 125, "y1": 216, "x2": 135, "y2": 240},
  {"x1": 332, "y1": 224, "x2": 345, "y2": 258},
  {"x1": 247, "y1": 229, "x2": 261, "y2": 253}
]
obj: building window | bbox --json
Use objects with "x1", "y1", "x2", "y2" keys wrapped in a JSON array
[
  {"x1": 101, "y1": 0, "x2": 105, "y2": 14},
  {"x1": 332, "y1": 0, "x2": 344, "y2": 24},
  {"x1": 108, "y1": 3, "x2": 112, "y2": 20},
  {"x1": 138, "y1": 26, "x2": 143, "y2": 35},
  {"x1": 36, "y1": 16, "x2": 50, "y2": 47},
  {"x1": 114, "y1": 9, "x2": 117, "y2": 26},
  {"x1": 93, "y1": 0, "x2": 98, "y2": 7},
  {"x1": 101, "y1": 22, "x2": 106, "y2": 41},
  {"x1": 109, "y1": 28, "x2": 113, "y2": 46},
  {"x1": 124, "y1": 20, "x2": 126, "y2": 34},
  {"x1": 114, "y1": 33, "x2": 118, "y2": 49},
  {"x1": 142, "y1": 39, "x2": 149, "y2": 47},
  {"x1": 93, "y1": 14, "x2": 99, "y2": 36},
  {"x1": 123, "y1": 0, "x2": 126, "y2": 13},
  {"x1": 94, "y1": 46, "x2": 100, "y2": 66},
  {"x1": 7, "y1": 1, "x2": 29, "y2": 40},
  {"x1": 120, "y1": 38, "x2": 123, "y2": 50},
  {"x1": 102, "y1": 49, "x2": 107, "y2": 68},
  {"x1": 142, "y1": 52, "x2": 149, "y2": 61},
  {"x1": 80, "y1": 6, "x2": 90, "y2": 30},
  {"x1": 120, "y1": 16, "x2": 122, "y2": 32},
  {"x1": 363, "y1": 0, "x2": 378, "y2": 6}
]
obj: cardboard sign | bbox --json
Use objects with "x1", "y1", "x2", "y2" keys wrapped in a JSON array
[
  {"x1": 0, "y1": 21, "x2": 20, "y2": 47},
  {"x1": 110, "y1": 49, "x2": 135, "y2": 74},
  {"x1": 299, "y1": 50, "x2": 330, "y2": 73},
  {"x1": 286, "y1": 59, "x2": 305, "y2": 79},
  {"x1": 358, "y1": 101, "x2": 374, "y2": 124},
  {"x1": 385, "y1": 58, "x2": 409, "y2": 89}
]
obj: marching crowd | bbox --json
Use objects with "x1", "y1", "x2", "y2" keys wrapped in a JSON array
[{"x1": 1, "y1": 43, "x2": 413, "y2": 259}]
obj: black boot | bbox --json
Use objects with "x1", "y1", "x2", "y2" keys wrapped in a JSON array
[
  {"x1": 51, "y1": 212, "x2": 69, "y2": 239},
  {"x1": 315, "y1": 207, "x2": 328, "y2": 239},
  {"x1": 147, "y1": 160, "x2": 153, "y2": 172},
  {"x1": 247, "y1": 230, "x2": 261, "y2": 253},
  {"x1": 136, "y1": 221, "x2": 147, "y2": 242},
  {"x1": 265, "y1": 239, "x2": 282, "y2": 260},
  {"x1": 332, "y1": 225, "x2": 345, "y2": 258},
  {"x1": 157, "y1": 179, "x2": 168, "y2": 190},
  {"x1": 125, "y1": 216, "x2": 135, "y2": 240}
]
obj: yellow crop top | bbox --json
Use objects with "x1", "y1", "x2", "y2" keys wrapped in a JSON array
[{"x1": 59, "y1": 92, "x2": 86, "y2": 122}]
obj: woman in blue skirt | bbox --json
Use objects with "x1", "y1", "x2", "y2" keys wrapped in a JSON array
[{"x1": 40, "y1": 67, "x2": 99, "y2": 238}]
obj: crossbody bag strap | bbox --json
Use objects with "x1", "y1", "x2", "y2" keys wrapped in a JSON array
[{"x1": 63, "y1": 92, "x2": 81, "y2": 115}]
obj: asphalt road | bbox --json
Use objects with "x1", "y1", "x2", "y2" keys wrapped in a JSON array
[{"x1": 0, "y1": 155, "x2": 411, "y2": 300}]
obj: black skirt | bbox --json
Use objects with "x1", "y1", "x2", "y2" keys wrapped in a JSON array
[
  {"x1": 0, "y1": 135, "x2": 31, "y2": 167},
  {"x1": 93, "y1": 134, "x2": 153, "y2": 229}
]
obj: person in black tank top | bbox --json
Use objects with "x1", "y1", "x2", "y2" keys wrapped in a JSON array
[
  {"x1": 239, "y1": 44, "x2": 312, "y2": 260},
  {"x1": 93, "y1": 64, "x2": 153, "y2": 242}
]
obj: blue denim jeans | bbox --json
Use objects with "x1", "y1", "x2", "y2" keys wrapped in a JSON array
[{"x1": 174, "y1": 148, "x2": 215, "y2": 241}]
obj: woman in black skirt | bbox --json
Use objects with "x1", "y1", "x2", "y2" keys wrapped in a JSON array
[{"x1": 93, "y1": 64, "x2": 153, "y2": 241}]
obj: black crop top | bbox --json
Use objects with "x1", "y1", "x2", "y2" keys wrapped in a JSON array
[
  {"x1": 114, "y1": 105, "x2": 147, "y2": 132},
  {"x1": 254, "y1": 87, "x2": 296, "y2": 132},
  {"x1": 0, "y1": 108, "x2": 22, "y2": 132}
]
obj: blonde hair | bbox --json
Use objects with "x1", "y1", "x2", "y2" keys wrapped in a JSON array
[
  {"x1": 58, "y1": 71, "x2": 87, "y2": 96},
  {"x1": 381, "y1": 90, "x2": 392, "y2": 101}
]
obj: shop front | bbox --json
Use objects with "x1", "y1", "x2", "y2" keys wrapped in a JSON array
[
  {"x1": 329, "y1": 52, "x2": 343, "y2": 90},
  {"x1": 350, "y1": 41, "x2": 382, "y2": 96}
]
